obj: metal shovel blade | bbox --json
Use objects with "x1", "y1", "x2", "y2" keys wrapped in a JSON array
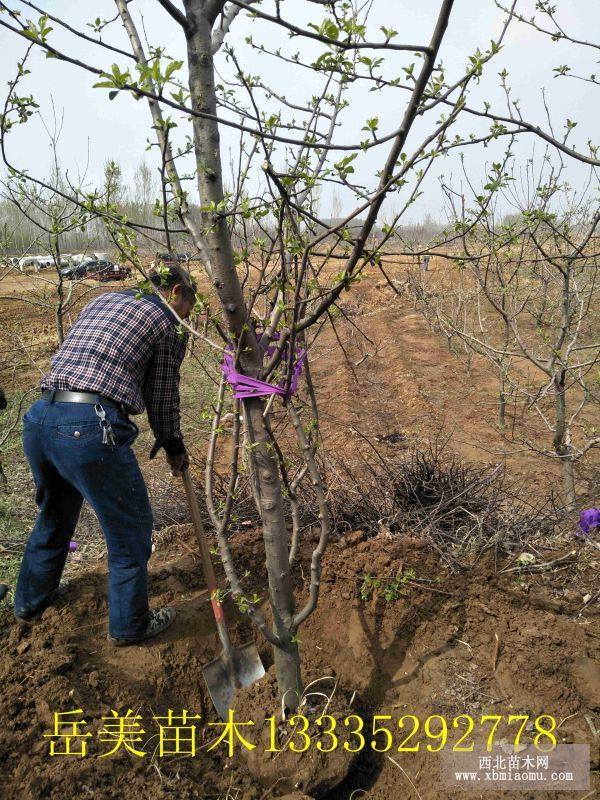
[{"x1": 202, "y1": 642, "x2": 266, "y2": 720}]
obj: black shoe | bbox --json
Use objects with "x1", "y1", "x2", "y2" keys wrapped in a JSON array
[
  {"x1": 13, "y1": 582, "x2": 69, "y2": 623},
  {"x1": 14, "y1": 609, "x2": 42, "y2": 623},
  {"x1": 108, "y1": 607, "x2": 176, "y2": 647}
]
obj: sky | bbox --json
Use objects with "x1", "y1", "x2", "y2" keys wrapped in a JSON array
[{"x1": 0, "y1": 0, "x2": 598, "y2": 223}]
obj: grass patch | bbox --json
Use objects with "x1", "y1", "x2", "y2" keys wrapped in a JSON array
[{"x1": 0, "y1": 401, "x2": 35, "y2": 586}]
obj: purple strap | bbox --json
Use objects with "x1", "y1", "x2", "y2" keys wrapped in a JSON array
[
  {"x1": 221, "y1": 335, "x2": 306, "y2": 400},
  {"x1": 579, "y1": 507, "x2": 600, "y2": 535}
]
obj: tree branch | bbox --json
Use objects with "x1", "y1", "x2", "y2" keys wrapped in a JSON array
[
  {"x1": 115, "y1": 0, "x2": 212, "y2": 273},
  {"x1": 156, "y1": 0, "x2": 189, "y2": 30},
  {"x1": 211, "y1": 1, "x2": 256, "y2": 53},
  {"x1": 227, "y1": 0, "x2": 432, "y2": 53}
]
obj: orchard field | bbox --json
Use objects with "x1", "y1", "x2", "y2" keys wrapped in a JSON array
[{"x1": 0, "y1": 255, "x2": 598, "y2": 800}]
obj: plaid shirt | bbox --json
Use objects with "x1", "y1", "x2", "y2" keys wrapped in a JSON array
[{"x1": 41, "y1": 290, "x2": 187, "y2": 454}]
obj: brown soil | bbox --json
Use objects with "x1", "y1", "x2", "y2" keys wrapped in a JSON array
[
  {"x1": 0, "y1": 522, "x2": 598, "y2": 799},
  {"x1": 309, "y1": 270, "x2": 599, "y2": 501}
]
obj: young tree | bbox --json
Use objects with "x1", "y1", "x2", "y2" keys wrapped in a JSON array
[
  {"x1": 1, "y1": 148, "x2": 96, "y2": 344},
  {"x1": 1, "y1": 0, "x2": 598, "y2": 708},
  {"x1": 414, "y1": 154, "x2": 600, "y2": 508},
  {"x1": 132, "y1": 159, "x2": 157, "y2": 211}
]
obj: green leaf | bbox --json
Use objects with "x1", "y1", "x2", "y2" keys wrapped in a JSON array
[
  {"x1": 322, "y1": 19, "x2": 339, "y2": 39},
  {"x1": 362, "y1": 117, "x2": 379, "y2": 134},
  {"x1": 380, "y1": 25, "x2": 398, "y2": 40}
]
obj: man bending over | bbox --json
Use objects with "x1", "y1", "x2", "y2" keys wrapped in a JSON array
[{"x1": 14, "y1": 264, "x2": 196, "y2": 646}]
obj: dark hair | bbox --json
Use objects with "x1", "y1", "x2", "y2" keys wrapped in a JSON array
[{"x1": 148, "y1": 263, "x2": 197, "y2": 303}]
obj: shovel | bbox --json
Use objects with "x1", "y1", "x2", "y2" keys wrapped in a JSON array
[{"x1": 181, "y1": 467, "x2": 265, "y2": 719}]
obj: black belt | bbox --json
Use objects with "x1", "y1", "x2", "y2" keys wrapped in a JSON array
[{"x1": 42, "y1": 389, "x2": 128, "y2": 413}]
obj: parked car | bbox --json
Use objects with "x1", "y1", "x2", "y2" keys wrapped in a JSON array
[
  {"x1": 89, "y1": 263, "x2": 132, "y2": 282},
  {"x1": 60, "y1": 258, "x2": 94, "y2": 279},
  {"x1": 60, "y1": 258, "x2": 113, "y2": 280},
  {"x1": 152, "y1": 251, "x2": 190, "y2": 268}
]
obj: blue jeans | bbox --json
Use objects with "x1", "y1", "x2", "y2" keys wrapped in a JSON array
[{"x1": 15, "y1": 396, "x2": 153, "y2": 639}]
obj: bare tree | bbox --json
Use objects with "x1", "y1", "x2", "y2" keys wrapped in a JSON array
[
  {"x1": 1, "y1": 111, "x2": 98, "y2": 344},
  {"x1": 132, "y1": 159, "x2": 158, "y2": 211},
  {"x1": 413, "y1": 152, "x2": 600, "y2": 508}
]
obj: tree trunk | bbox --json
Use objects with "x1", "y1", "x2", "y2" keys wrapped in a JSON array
[
  {"x1": 498, "y1": 365, "x2": 508, "y2": 428},
  {"x1": 54, "y1": 241, "x2": 65, "y2": 345},
  {"x1": 183, "y1": 0, "x2": 301, "y2": 706},
  {"x1": 55, "y1": 301, "x2": 64, "y2": 346},
  {"x1": 554, "y1": 268, "x2": 576, "y2": 510},
  {"x1": 244, "y1": 397, "x2": 301, "y2": 708},
  {"x1": 498, "y1": 388, "x2": 506, "y2": 428},
  {"x1": 553, "y1": 371, "x2": 576, "y2": 509},
  {"x1": 499, "y1": 314, "x2": 511, "y2": 429},
  {"x1": 561, "y1": 456, "x2": 576, "y2": 510}
]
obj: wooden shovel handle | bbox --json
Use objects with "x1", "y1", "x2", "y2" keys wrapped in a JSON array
[{"x1": 181, "y1": 468, "x2": 230, "y2": 638}]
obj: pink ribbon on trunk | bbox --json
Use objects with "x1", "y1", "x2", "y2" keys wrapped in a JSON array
[{"x1": 221, "y1": 334, "x2": 306, "y2": 399}]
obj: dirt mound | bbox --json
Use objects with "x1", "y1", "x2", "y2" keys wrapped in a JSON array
[
  {"x1": 234, "y1": 666, "x2": 357, "y2": 798},
  {"x1": 0, "y1": 524, "x2": 598, "y2": 799}
]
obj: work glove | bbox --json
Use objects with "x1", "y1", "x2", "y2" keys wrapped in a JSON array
[
  {"x1": 149, "y1": 436, "x2": 188, "y2": 476},
  {"x1": 166, "y1": 450, "x2": 189, "y2": 477},
  {"x1": 149, "y1": 435, "x2": 186, "y2": 459}
]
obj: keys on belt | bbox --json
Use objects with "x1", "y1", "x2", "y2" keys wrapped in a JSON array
[
  {"x1": 42, "y1": 389, "x2": 128, "y2": 446},
  {"x1": 94, "y1": 403, "x2": 116, "y2": 445}
]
